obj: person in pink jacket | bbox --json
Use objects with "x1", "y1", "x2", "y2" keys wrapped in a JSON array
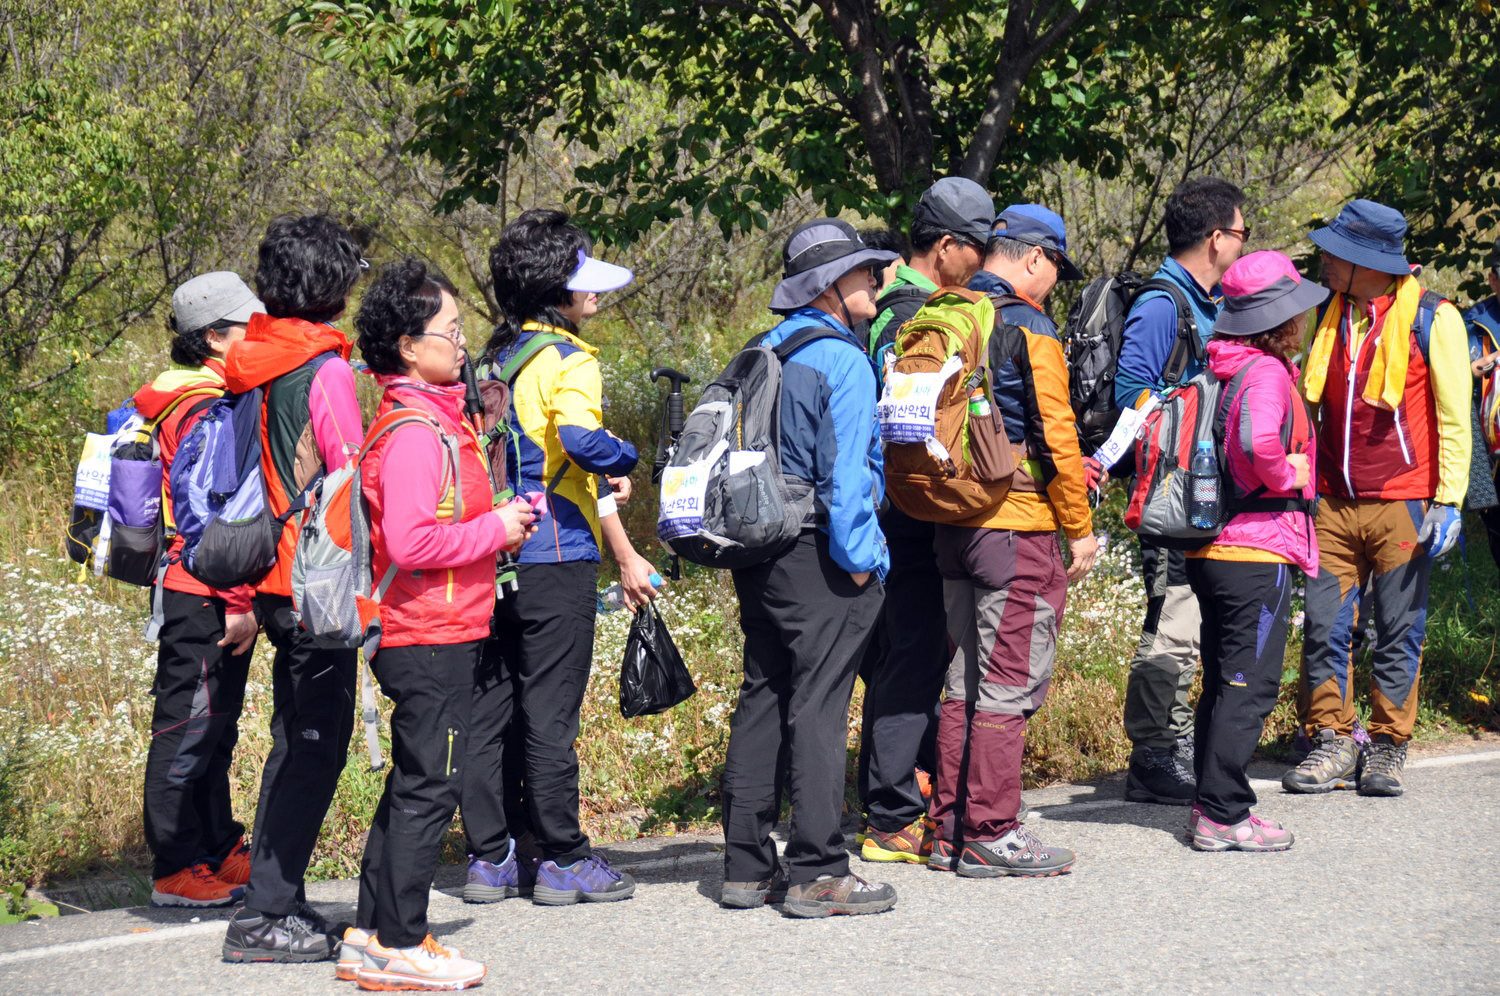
[
  {"x1": 342, "y1": 259, "x2": 537, "y2": 991},
  {"x1": 1185, "y1": 250, "x2": 1325, "y2": 852}
]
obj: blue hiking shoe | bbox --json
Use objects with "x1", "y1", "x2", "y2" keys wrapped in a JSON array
[
  {"x1": 463, "y1": 839, "x2": 537, "y2": 903},
  {"x1": 532, "y1": 854, "x2": 636, "y2": 905}
]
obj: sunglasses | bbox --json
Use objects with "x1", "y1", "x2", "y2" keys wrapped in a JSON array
[{"x1": 1218, "y1": 226, "x2": 1252, "y2": 243}]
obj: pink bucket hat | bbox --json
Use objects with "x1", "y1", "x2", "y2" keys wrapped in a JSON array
[{"x1": 1216, "y1": 250, "x2": 1329, "y2": 336}]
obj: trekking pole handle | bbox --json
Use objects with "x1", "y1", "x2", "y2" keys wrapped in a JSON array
[
  {"x1": 461, "y1": 354, "x2": 485, "y2": 433},
  {"x1": 651, "y1": 367, "x2": 691, "y2": 434}
]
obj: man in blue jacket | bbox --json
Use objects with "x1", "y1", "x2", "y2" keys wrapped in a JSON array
[
  {"x1": 1114, "y1": 177, "x2": 1246, "y2": 805},
  {"x1": 1465, "y1": 237, "x2": 1500, "y2": 570},
  {"x1": 720, "y1": 219, "x2": 896, "y2": 919}
]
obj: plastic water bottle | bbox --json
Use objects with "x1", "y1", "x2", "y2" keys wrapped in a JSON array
[
  {"x1": 597, "y1": 573, "x2": 665, "y2": 613},
  {"x1": 1187, "y1": 439, "x2": 1221, "y2": 529}
]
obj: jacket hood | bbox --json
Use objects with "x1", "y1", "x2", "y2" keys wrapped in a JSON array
[
  {"x1": 131, "y1": 361, "x2": 225, "y2": 420},
  {"x1": 377, "y1": 376, "x2": 468, "y2": 428},
  {"x1": 1206, "y1": 337, "x2": 1298, "y2": 382},
  {"x1": 224, "y1": 314, "x2": 352, "y2": 393}
]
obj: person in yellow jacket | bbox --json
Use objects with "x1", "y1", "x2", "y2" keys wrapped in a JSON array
[
  {"x1": 927, "y1": 205, "x2": 1098, "y2": 878},
  {"x1": 1285, "y1": 199, "x2": 1470, "y2": 798}
]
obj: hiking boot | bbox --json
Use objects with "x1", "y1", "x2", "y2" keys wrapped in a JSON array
[
  {"x1": 337, "y1": 927, "x2": 372, "y2": 982},
  {"x1": 1125, "y1": 742, "x2": 1195, "y2": 805},
  {"x1": 955, "y1": 825, "x2": 1076, "y2": 878},
  {"x1": 781, "y1": 874, "x2": 896, "y2": 919},
  {"x1": 213, "y1": 838, "x2": 252, "y2": 887},
  {"x1": 1282, "y1": 729, "x2": 1361, "y2": 793},
  {"x1": 462, "y1": 840, "x2": 537, "y2": 903},
  {"x1": 222, "y1": 908, "x2": 335, "y2": 963},
  {"x1": 859, "y1": 817, "x2": 933, "y2": 865},
  {"x1": 1358, "y1": 735, "x2": 1408, "y2": 797},
  {"x1": 927, "y1": 838, "x2": 956, "y2": 872},
  {"x1": 355, "y1": 934, "x2": 484, "y2": 991},
  {"x1": 532, "y1": 854, "x2": 635, "y2": 905},
  {"x1": 1188, "y1": 805, "x2": 1294, "y2": 852},
  {"x1": 720, "y1": 867, "x2": 789, "y2": 909},
  {"x1": 151, "y1": 863, "x2": 244, "y2": 908}
]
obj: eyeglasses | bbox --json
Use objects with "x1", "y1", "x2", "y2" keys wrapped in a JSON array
[
  {"x1": 1040, "y1": 247, "x2": 1065, "y2": 271},
  {"x1": 1218, "y1": 227, "x2": 1252, "y2": 243},
  {"x1": 412, "y1": 319, "x2": 464, "y2": 347}
]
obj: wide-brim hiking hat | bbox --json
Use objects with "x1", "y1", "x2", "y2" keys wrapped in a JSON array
[
  {"x1": 991, "y1": 204, "x2": 1084, "y2": 281},
  {"x1": 1308, "y1": 198, "x2": 1411, "y2": 276},
  {"x1": 171, "y1": 272, "x2": 264, "y2": 332},
  {"x1": 912, "y1": 176, "x2": 995, "y2": 246},
  {"x1": 1216, "y1": 250, "x2": 1329, "y2": 336},
  {"x1": 770, "y1": 219, "x2": 899, "y2": 313},
  {"x1": 566, "y1": 248, "x2": 634, "y2": 294}
]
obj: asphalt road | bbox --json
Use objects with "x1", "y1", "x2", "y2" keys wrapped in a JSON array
[{"x1": 2, "y1": 746, "x2": 1496, "y2": 994}]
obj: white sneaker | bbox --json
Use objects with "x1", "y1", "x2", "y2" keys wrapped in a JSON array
[
  {"x1": 336, "y1": 927, "x2": 371, "y2": 982},
  {"x1": 356, "y1": 934, "x2": 485, "y2": 991}
]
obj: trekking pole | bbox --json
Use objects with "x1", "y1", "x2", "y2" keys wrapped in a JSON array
[{"x1": 651, "y1": 367, "x2": 691, "y2": 580}]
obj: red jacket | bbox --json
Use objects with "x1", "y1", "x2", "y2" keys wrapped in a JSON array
[
  {"x1": 362, "y1": 378, "x2": 509, "y2": 648},
  {"x1": 223, "y1": 314, "x2": 362, "y2": 596},
  {"x1": 131, "y1": 361, "x2": 253, "y2": 614}
]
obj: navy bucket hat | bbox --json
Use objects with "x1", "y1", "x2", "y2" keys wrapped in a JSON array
[
  {"x1": 770, "y1": 219, "x2": 899, "y2": 313},
  {"x1": 1308, "y1": 199, "x2": 1411, "y2": 276}
]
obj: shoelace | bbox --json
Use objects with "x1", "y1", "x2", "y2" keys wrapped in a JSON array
[
  {"x1": 420, "y1": 935, "x2": 453, "y2": 960},
  {"x1": 1302, "y1": 737, "x2": 1345, "y2": 768},
  {"x1": 1247, "y1": 814, "x2": 1279, "y2": 831},
  {"x1": 1364, "y1": 743, "x2": 1405, "y2": 776},
  {"x1": 280, "y1": 914, "x2": 322, "y2": 941},
  {"x1": 1013, "y1": 825, "x2": 1051, "y2": 859},
  {"x1": 188, "y1": 864, "x2": 222, "y2": 886}
]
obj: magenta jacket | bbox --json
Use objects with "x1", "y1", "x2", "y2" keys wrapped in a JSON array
[{"x1": 1207, "y1": 338, "x2": 1319, "y2": 574}]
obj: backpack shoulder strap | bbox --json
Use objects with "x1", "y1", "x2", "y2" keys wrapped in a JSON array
[
  {"x1": 496, "y1": 332, "x2": 568, "y2": 384},
  {"x1": 1138, "y1": 278, "x2": 1203, "y2": 387},
  {"x1": 771, "y1": 325, "x2": 852, "y2": 362},
  {"x1": 1412, "y1": 289, "x2": 1444, "y2": 361},
  {"x1": 869, "y1": 283, "x2": 934, "y2": 354}
]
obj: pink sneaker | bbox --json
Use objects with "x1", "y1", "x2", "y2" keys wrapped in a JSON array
[{"x1": 1188, "y1": 805, "x2": 1294, "y2": 852}]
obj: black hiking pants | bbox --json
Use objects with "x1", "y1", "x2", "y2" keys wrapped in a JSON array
[{"x1": 143, "y1": 589, "x2": 253, "y2": 879}]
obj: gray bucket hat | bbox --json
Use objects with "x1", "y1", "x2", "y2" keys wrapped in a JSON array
[
  {"x1": 770, "y1": 219, "x2": 899, "y2": 313},
  {"x1": 172, "y1": 272, "x2": 264, "y2": 332}
]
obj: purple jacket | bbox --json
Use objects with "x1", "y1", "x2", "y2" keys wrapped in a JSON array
[{"x1": 1207, "y1": 338, "x2": 1319, "y2": 573}]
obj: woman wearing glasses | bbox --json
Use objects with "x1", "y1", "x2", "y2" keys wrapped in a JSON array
[{"x1": 342, "y1": 258, "x2": 538, "y2": 990}]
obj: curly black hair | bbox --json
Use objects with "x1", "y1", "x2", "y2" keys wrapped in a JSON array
[
  {"x1": 254, "y1": 214, "x2": 365, "y2": 323},
  {"x1": 355, "y1": 258, "x2": 459, "y2": 376},
  {"x1": 483, "y1": 208, "x2": 588, "y2": 358}
]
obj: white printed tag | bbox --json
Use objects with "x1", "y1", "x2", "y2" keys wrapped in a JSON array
[
  {"x1": 877, "y1": 356, "x2": 963, "y2": 444},
  {"x1": 1094, "y1": 394, "x2": 1161, "y2": 470},
  {"x1": 658, "y1": 440, "x2": 728, "y2": 540},
  {"x1": 73, "y1": 432, "x2": 115, "y2": 511}
]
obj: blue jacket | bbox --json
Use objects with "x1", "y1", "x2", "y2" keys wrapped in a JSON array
[
  {"x1": 760, "y1": 308, "x2": 888, "y2": 578},
  {"x1": 968, "y1": 270, "x2": 1058, "y2": 442},
  {"x1": 1465, "y1": 296, "x2": 1500, "y2": 355},
  {"x1": 1113, "y1": 256, "x2": 1221, "y2": 411}
]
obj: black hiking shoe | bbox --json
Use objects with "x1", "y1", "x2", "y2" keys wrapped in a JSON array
[
  {"x1": 781, "y1": 873, "x2": 896, "y2": 919},
  {"x1": 1282, "y1": 729, "x2": 1361, "y2": 793},
  {"x1": 1125, "y1": 739, "x2": 1194, "y2": 805},
  {"x1": 221, "y1": 908, "x2": 335, "y2": 963},
  {"x1": 1358, "y1": 735, "x2": 1408, "y2": 797}
]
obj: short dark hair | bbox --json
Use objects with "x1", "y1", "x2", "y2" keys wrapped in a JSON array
[
  {"x1": 254, "y1": 214, "x2": 365, "y2": 323},
  {"x1": 484, "y1": 208, "x2": 589, "y2": 357},
  {"x1": 858, "y1": 226, "x2": 908, "y2": 258},
  {"x1": 909, "y1": 219, "x2": 955, "y2": 255},
  {"x1": 1164, "y1": 177, "x2": 1246, "y2": 255},
  {"x1": 983, "y1": 235, "x2": 1034, "y2": 262},
  {"x1": 355, "y1": 258, "x2": 458, "y2": 376},
  {"x1": 167, "y1": 316, "x2": 231, "y2": 367}
]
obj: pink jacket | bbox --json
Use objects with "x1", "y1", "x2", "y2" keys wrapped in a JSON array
[
  {"x1": 1207, "y1": 338, "x2": 1319, "y2": 574},
  {"x1": 363, "y1": 378, "x2": 510, "y2": 648}
]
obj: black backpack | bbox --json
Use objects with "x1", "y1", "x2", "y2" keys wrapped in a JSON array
[{"x1": 1062, "y1": 272, "x2": 1202, "y2": 455}]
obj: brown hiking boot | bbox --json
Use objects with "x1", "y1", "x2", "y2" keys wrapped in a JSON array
[
  {"x1": 859, "y1": 817, "x2": 933, "y2": 865},
  {"x1": 781, "y1": 873, "x2": 897, "y2": 919},
  {"x1": 720, "y1": 867, "x2": 789, "y2": 909}
]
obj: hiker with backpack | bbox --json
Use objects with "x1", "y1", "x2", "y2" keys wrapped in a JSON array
[
  {"x1": 1180, "y1": 250, "x2": 1325, "y2": 851},
  {"x1": 923, "y1": 204, "x2": 1096, "y2": 877},
  {"x1": 461, "y1": 209, "x2": 643, "y2": 908},
  {"x1": 1284, "y1": 200, "x2": 1471, "y2": 797},
  {"x1": 856, "y1": 177, "x2": 993, "y2": 866},
  {"x1": 1113, "y1": 178, "x2": 1248, "y2": 807},
  {"x1": 717, "y1": 219, "x2": 898, "y2": 917},
  {"x1": 220, "y1": 214, "x2": 368, "y2": 963},
  {"x1": 137, "y1": 273, "x2": 261, "y2": 909},
  {"x1": 1462, "y1": 237, "x2": 1500, "y2": 571},
  {"x1": 334, "y1": 259, "x2": 537, "y2": 990}
]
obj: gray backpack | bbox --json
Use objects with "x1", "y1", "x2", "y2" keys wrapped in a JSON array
[{"x1": 656, "y1": 324, "x2": 848, "y2": 569}]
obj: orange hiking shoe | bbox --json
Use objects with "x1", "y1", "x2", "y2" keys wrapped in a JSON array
[
  {"x1": 356, "y1": 934, "x2": 485, "y2": 991},
  {"x1": 216, "y1": 838, "x2": 252, "y2": 886},
  {"x1": 151, "y1": 862, "x2": 244, "y2": 908},
  {"x1": 859, "y1": 817, "x2": 934, "y2": 864}
]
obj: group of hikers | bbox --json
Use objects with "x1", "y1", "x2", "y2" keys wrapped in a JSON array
[{"x1": 110, "y1": 168, "x2": 1500, "y2": 989}]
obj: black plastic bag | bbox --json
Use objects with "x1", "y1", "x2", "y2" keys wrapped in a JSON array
[{"x1": 619, "y1": 604, "x2": 696, "y2": 718}]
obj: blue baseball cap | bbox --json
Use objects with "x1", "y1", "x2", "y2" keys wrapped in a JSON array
[
  {"x1": 991, "y1": 204, "x2": 1083, "y2": 281},
  {"x1": 1308, "y1": 199, "x2": 1411, "y2": 276}
]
